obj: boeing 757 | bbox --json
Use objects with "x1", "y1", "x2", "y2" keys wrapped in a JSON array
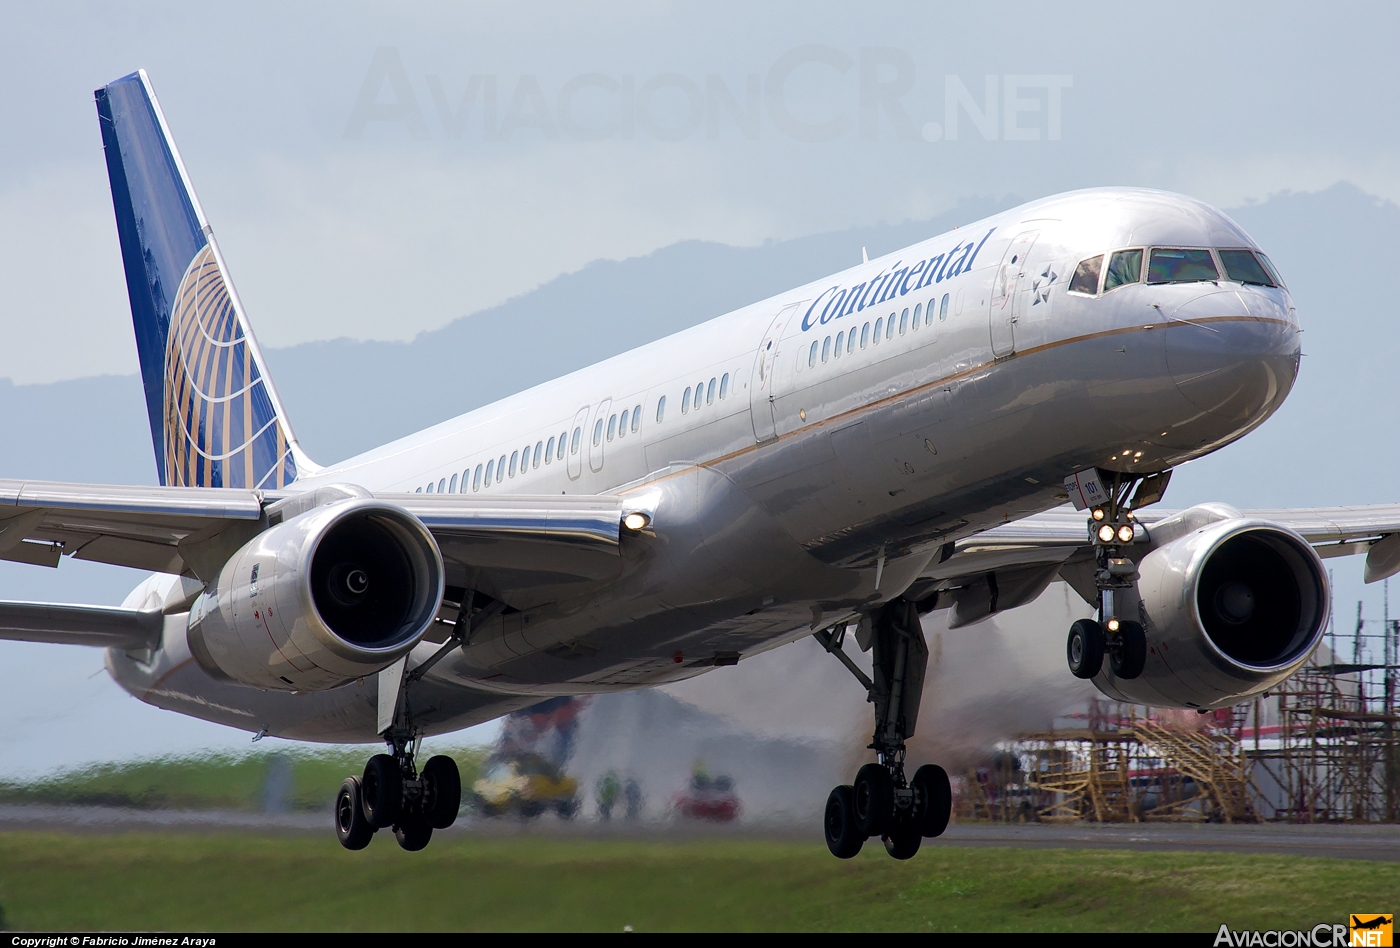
[{"x1": 3, "y1": 70, "x2": 1394, "y2": 858}]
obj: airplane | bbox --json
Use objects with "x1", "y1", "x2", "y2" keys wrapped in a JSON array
[{"x1": 3, "y1": 69, "x2": 1399, "y2": 859}]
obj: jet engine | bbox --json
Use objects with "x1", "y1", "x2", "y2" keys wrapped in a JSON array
[
  {"x1": 1094, "y1": 514, "x2": 1328, "y2": 709},
  {"x1": 187, "y1": 498, "x2": 443, "y2": 692}
]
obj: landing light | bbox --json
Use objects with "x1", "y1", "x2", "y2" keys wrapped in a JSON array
[
  {"x1": 1106, "y1": 618, "x2": 1121, "y2": 632},
  {"x1": 1091, "y1": 508, "x2": 1106, "y2": 521},
  {"x1": 623, "y1": 512, "x2": 650, "y2": 532},
  {"x1": 1117, "y1": 524, "x2": 1135, "y2": 544},
  {"x1": 1097, "y1": 524, "x2": 1116, "y2": 543}
]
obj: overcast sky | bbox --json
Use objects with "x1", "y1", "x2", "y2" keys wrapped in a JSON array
[{"x1": 3, "y1": 1, "x2": 1399, "y2": 383}]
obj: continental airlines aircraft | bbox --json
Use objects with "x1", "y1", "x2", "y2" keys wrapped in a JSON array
[{"x1": 3, "y1": 70, "x2": 1397, "y2": 858}]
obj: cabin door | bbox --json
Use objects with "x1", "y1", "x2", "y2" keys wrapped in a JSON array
[
  {"x1": 750, "y1": 303, "x2": 799, "y2": 444},
  {"x1": 989, "y1": 231, "x2": 1038, "y2": 358}
]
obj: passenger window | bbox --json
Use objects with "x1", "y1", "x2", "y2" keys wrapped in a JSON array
[
  {"x1": 834, "y1": 331, "x2": 844, "y2": 357},
  {"x1": 1148, "y1": 248, "x2": 1217, "y2": 284},
  {"x1": 911, "y1": 304, "x2": 920, "y2": 331},
  {"x1": 619, "y1": 409, "x2": 629, "y2": 436},
  {"x1": 450, "y1": 474, "x2": 458, "y2": 493},
  {"x1": 571, "y1": 428, "x2": 581, "y2": 454},
  {"x1": 497, "y1": 455, "x2": 506, "y2": 482},
  {"x1": 509, "y1": 452, "x2": 518, "y2": 477},
  {"x1": 1104, "y1": 249, "x2": 1143, "y2": 291},
  {"x1": 940, "y1": 294, "x2": 949, "y2": 319},
  {"x1": 707, "y1": 377, "x2": 716, "y2": 404},
  {"x1": 821, "y1": 336, "x2": 831, "y2": 363},
  {"x1": 473, "y1": 464, "x2": 482, "y2": 490},
  {"x1": 607, "y1": 414, "x2": 617, "y2": 441},
  {"x1": 416, "y1": 486, "x2": 424, "y2": 493},
  {"x1": 873, "y1": 317, "x2": 883, "y2": 344},
  {"x1": 632, "y1": 403, "x2": 641, "y2": 428},
  {"x1": 694, "y1": 383, "x2": 703, "y2": 410},
  {"x1": 719, "y1": 375, "x2": 729, "y2": 399},
  {"x1": 886, "y1": 316, "x2": 894, "y2": 340},
  {"x1": 545, "y1": 437, "x2": 555, "y2": 463},
  {"x1": 682, "y1": 387, "x2": 691, "y2": 412},
  {"x1": 656, "y1": 396, "x2": 666, "y2": 423},
  {"x1": 808, "y1": 341, "x2": 818, "y2": 367},
  {"x1": 426, "y1": 482, "x2": 435, "y2": 494},
  {"x1": 593, "y1": 419, "x2": 604, "y2": 446},
  {"x1": 861, "y1": 322, "x2": 870, "y2": 348},
  {"x1": 899, "y1": 308, "x2": 909, "y2": 334},
  {"x1": 533, "y1": 441, "x2": 543, "y2": 467},
  {"x1": 846, "y1": 331, "x2": 855, "y2": 354},
  {"x1": 1069, "y1": 255, "x2": 1104, "y2": 294},
  {"x1": 1219, "y1": 249, "x2": 1275, "y2": 286},
  {"x1": 485, "y1": 459, "x2": 494, "y2": 484}
]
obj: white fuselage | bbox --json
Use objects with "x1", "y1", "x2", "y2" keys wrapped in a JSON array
[{"x1": 110, "y1": 187, "x2": 1302, "y2": 742}]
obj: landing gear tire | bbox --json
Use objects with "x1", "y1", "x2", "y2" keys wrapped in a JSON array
[
  {"x1": 335, "y1": 776, "x2": 375, "y2": 851},
  {"x1": 393, "y1": 814, "x2": 433, "y2": 852},
  {"x1": 422, "y1": 755, "x2": 461, "y2": 829},
  {"x1": 1067, "y1": 618, "x2": 1105, "y2": 679},
  {"x1": 911, "y1": 764, "x2": 952, "y2": 838},
  {"x1": 360, "y1": 754, "x2": 403, "y2": 829},
  {"x1": 824, "y1": 785, "x2": 864, "y2": 859},
  {"x1": 1110, "y1": 619, "x2": 1147, "y2": 680},
  {"x1": 883, "y1": 822, "x2": 922, "y2": 860},
  {"x1": 853, "y1": 763, "x2": 894, "y2": 838}
]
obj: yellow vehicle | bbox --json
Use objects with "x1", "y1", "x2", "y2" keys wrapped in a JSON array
[{"x1": 469, "y1": 753, "x2": 580, "y2": 819}]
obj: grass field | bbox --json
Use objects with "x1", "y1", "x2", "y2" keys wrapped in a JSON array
[
  {"x1": 0, "y1": 748, "x2": 487, "y2": 812},
  {"x1": 0, "y1": 831, "x2": 1393, "y2": 932}
]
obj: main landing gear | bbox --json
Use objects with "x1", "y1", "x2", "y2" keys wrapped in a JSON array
[
  {"x1": 334, "y1": 735, "x2": 462, "y2": 852},
  {"x1": 814, "y1": 598, "x2": 952, "y2": 860},
  {"x1": 335, "y1": 591, "x2": 500, "y2": 851},
  {"x1": 1064, "y1": 471, "x2": 1164, "y2": 682}
]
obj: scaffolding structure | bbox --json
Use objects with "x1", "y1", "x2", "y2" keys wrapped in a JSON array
[
  {"x1": 1248, "y1": 596, "x2": 1400, "y2": 823},
  {"x1": 958, "y1": 593, "x2": 1400, "y2": 824},
  {"x1": 957, "y1": 702, "x2": 1259, "y2": 824}
]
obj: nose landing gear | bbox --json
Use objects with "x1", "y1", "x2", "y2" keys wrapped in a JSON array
[
  {"x1": 814, "y1": 598, "x2": 952, "y2": 860},
  {"x1": 1065, "y1": 471, "x2": 1163, "y2": 682}
]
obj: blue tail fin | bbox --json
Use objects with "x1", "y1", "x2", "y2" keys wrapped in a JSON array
[{"x1": 95, "y1": 70, "x2": 312, "y2": 489}]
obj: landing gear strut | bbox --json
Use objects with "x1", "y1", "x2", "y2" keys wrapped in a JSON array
[
  {"x1": 1066, "y1": 471, "x2": 1159, "y2": 682},
  {"x1": 335, "y1": 591, "x2": 494, "y2": 851},
  {"x1": 814, "y1": 598, "x2": 952, "y2": 860}
]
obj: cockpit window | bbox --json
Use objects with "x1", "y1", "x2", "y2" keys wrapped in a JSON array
[
  {"x1": 1256, "y1": 252, "x2": 1285, "y2": 288},
  {"x1": 1147, "y1": 248, "x2": 1218, "y2": 284},
  {"x1": 1068, "y1": 255, "x2": 1103, "y2": 295},
  {"x1": 1103, "y1": 249, "x2": 1142, "y2": 292},
  {"x1": 1219, "y1": 249, "x2": 1276, "y2": 287}
]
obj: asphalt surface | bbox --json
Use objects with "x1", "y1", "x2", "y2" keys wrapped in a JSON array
[{"x1": 1, "y1": 805, "x2": 1396, "y2": 861}]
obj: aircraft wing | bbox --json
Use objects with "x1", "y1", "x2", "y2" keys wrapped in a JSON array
[
  {"x1": 0, "y1": 601, "x2": 164, "y2": 650},
  {"x1": 962, "y1": 503, "x2": 1400, "y2": 558},
  {"x1": 0, "y1": 478, "x2": 631, "y2": 601},
  {"x1": 918, "y1": 502, "x2": 1400, "y2": 625}
]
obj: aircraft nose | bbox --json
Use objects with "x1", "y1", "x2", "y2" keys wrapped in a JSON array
[{"x1": 1161, "y1": 287, "x2": 1300, "y2": 426}]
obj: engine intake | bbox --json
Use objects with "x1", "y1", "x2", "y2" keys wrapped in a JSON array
[
  {"x1": 188, "y1": 499, "x2": 443, "y2": 691},
  {"x1": 1094, "y1": 514, "x2": 1327, "y2": 708}
]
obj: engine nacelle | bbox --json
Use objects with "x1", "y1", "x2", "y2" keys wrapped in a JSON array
[
  {"x1": 187, "y1": 498, "x2": 443, "y2": 692},
  {"x1": 1094, "y1": 515, "x2": 1328, "y2": 709}
]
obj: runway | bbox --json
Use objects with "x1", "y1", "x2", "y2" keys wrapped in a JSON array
[{"x1": 2, "y1": 805, "x2": 1396, "y2": 862}]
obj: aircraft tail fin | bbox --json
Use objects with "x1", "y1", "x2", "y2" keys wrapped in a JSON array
[{"x1": 94, "y1": 70, "x2": 315, "y2": 489}]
